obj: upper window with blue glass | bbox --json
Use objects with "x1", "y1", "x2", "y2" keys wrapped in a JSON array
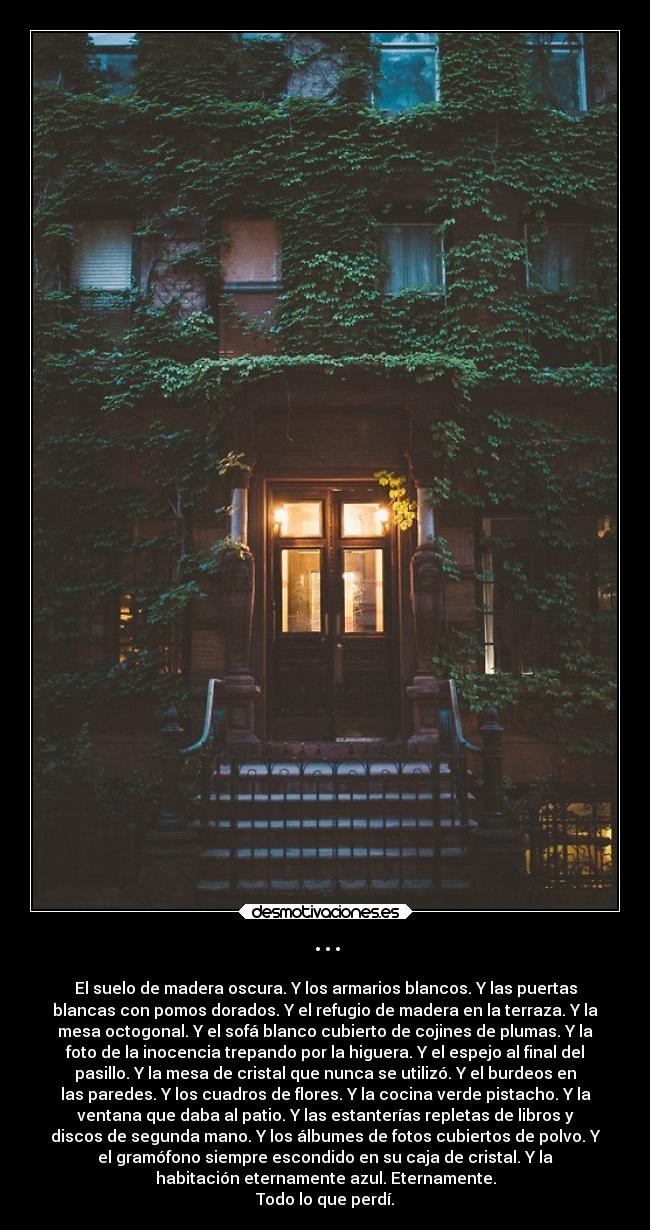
[
  {"x1": 528, "y1": 32, "x2": 587, "y2": 113},
  {"x1": 89, "y1": 32, "x2": 137, "y2": 95},
  {"x1": 372, "y1": 33, "x2": 439, "y2": 111}
]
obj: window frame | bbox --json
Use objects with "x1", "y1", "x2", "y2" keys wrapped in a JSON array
[
  {"x1": 220, "y1": 218, "x2": 282, "y2": 290},
  {"x1": 371, "y1": 32, "x2": 440, "y2": 111},
  {"x1": 93, "y1": 44, "x2": 138, "y2": 93},
  {"x1": 479, "y1": 513, "x2": 616, "y2": 676},
  {"x1": 381, "y1": 221, "x2": 446, "y2": 295},
  {"x1": 527, "y1": 31, "x2": 588, "y2": 114},
  {"x1": 115, "y1": 545, "x2": 181, "y2": 676},
  {"x1": 480, "y1": 515, "x2": 553, "y2": 678},
  {"x1": 89, "y1": 33, "x2": 138, "y2": 95}
]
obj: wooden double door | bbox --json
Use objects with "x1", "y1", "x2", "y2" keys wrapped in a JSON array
[{"x1": 269, "y1": 485, "x2": 397, "y2": 739}]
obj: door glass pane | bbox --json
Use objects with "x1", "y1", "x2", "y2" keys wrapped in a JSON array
[
  {"x1": 277, "y1": 501, "x2": 322, "y2": 537},
  {"x1": 343, "y1": 550, "x2": 384, "y2": 633},
  {"x1": 281, "y1": 550, "x2": 321, "y2": 632},
  {"x1": 342, "y1": 503, "x2": 387, "y2": 536}
]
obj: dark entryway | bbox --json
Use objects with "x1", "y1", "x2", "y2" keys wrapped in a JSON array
[{"x1": 268, "y1": 484, "x2": 397, "y2": 739}]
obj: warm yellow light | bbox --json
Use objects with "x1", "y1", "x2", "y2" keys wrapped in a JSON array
[
  {"x1": 274, "y1": 506, "x2": 288, "y2": 530},
  {"x1": 377, "y1": 506, "x2": 390, "y2": 530}
]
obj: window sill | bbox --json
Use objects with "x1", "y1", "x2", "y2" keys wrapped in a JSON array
[
  {"x1": 384, "y1": 288, "x2": 445, "y2": 298},
  {"x1": 223, "y1": 282, "x2": 282, "y2": 293}
]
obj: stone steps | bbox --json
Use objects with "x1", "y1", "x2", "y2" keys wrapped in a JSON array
[
  {"x1": 193, "y1": 754, "x2": 476, "y2": 907},
  {"x1": 193, "y1": 817, "x2": 476, "y2": 846}
]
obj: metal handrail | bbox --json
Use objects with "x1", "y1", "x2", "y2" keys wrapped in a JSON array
[
  {"x1": 180, "y1": 677, "x2": 222, "y2": 755},
  {"x1": 448, "y1": 679, "x2": 480, "y2": 752},
  {"x1": 180, "y1": 677, "x2": 476, "y2": 756}
]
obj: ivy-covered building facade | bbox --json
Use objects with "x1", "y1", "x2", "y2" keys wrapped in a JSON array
[{"x1": 34, "y1": 31, "x2": 617, "y2": 874}]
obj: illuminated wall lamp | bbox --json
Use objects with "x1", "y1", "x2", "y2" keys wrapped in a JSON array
[
  {"x1": 273, "y1": 506, "x2": 288, "y2": 533},
  {"x1": 377, "y1": 506, "x2": 390, "y2": 533}
]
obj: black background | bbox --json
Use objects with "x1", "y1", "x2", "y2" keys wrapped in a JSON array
[{"x1": 32, "y1": 915, "x2": 621, "y2": 1215}]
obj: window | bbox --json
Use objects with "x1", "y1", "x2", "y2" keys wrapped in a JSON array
[
  {"x1": 118, "y1": 591, "x2": 137, "y2": 663},
  {"x1": 219, "y1": 219, "x2": 281, "y2": 356},
  {"x1": 382, "y1": 224, "x2": 444, "y2": 293},
  {"x1": 481, "y1": 517, "x2": 616, "y2": 675},
  {"x1": 276, "y1": 502, "x2": 323, "y2": 537},
  {"x1": 95, "y1": 47, "x2": 137, "y2": 94},
  {"x1": 528, "y1": 32, "x2": 587, "y2": 113},
  {"x1": 526, "y1": 223, "x2": 591, "y2": 291},
  {"x1": 594, "y1": 516, "x2": 617, "y2": 656},
  {"x1": 73, "y1": 584, "x2": 113, "y2": 669},
  {"x1": 89, "y1": 32, "x2": 137, "y2": 95},
  {"x1": 117, "y1": 544, "x2": 181, "y2": 675},
  {"x1": 481, "y1": 517, "x2": 559, "y2": 676},
  {"x1": 71, "y1": 221, "x2": 133, "y2": 291},
  {"x1": 372, "y1": 33, "x2": 438, "y2": 111},
  {"x1": 342, "y1": 503, "x2": 387, "y2": 537}
]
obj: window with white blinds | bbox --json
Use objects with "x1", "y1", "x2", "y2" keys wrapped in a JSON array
[
  {"x1": 382, "y1": 224, "x2": 444, "y2": 294},
  {"x1": 71, "y1": 221, "x2": 133, "y2": 290}
]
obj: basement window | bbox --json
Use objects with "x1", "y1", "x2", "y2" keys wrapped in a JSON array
[
  {"x1": 372, "y1": 33, "x2": 439, "y2": 111},
  {"x1": 219, "y1": 220, "x2": 281, "y2": 356},
  {"x1": 382, "y1": 224, "x2": 444, "y2": 293},
  {"x1": 528, "y1": 32, "x2": 587, "y2": 113}
]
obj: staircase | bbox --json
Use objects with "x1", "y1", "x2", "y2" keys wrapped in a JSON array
[{"x1": 186, "y1": 684, "x2": 479, "y2": 909}]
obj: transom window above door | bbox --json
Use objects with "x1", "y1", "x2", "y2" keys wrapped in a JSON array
[
  {"x1": 372, "y1": 33, "x2": 439, "y2": 111},
  {"x1": 274, "y1": 498, "x2": 390, "y2": 538},
  {"x1": 342, "y1": 502, "x2": 389, "y2": 536},
  {"x1": 275, "y1": 501, "x2": 323, "y2": 537}
]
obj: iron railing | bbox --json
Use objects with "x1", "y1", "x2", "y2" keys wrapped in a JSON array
[{"x1": 516, "y1": 789, "x2": 615, "y2": 892}]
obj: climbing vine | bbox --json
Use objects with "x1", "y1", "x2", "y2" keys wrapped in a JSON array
[
  {"x1": 33, "y1": 30, "x2": 617, "y2": 774},
  {"x1": 373, "y1": 471, "x2": 416, "y2": 531}
]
